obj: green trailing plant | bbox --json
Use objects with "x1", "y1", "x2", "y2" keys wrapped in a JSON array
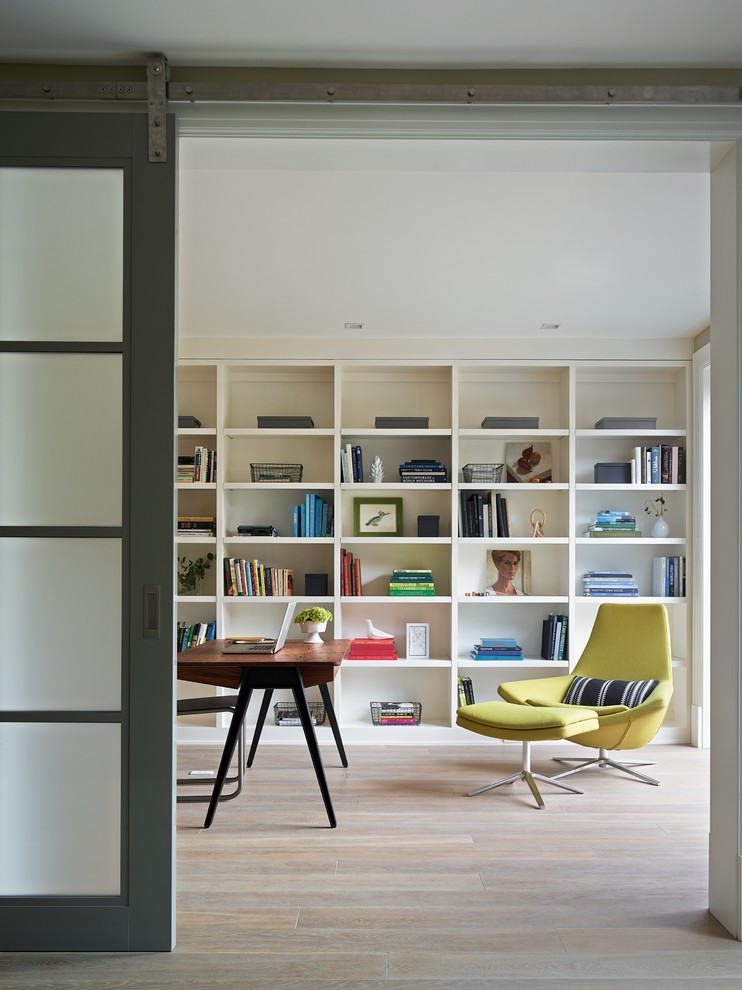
[
  {"x1": 178, "y1": 553, "x2": 215, "y2": 595},
  {"x1": 294, "y1": 606, "x2": 333, "y2": 625}
]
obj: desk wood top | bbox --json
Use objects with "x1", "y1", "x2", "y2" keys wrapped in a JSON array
[{"x1": 177, "y1": 638, "x2": 351, "y2": 690}]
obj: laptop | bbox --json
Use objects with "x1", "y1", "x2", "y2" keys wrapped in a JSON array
[{"x1": 221, "y1": 602, "x2": 296, "y2": 654}]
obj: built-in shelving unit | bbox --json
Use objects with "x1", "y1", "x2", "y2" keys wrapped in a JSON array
[{"x1": 176, "y1": 359, "x2": 691, "y2": 744}]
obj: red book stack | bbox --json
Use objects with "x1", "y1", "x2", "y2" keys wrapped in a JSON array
[{"x1": 348, "y1": 637, "x2": 397, "y2": 661}]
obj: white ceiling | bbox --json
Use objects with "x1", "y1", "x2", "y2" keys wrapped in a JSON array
[
  {"x1": 4, "y1": 0, "x2": 733, "y2": 344},
  {"x1": 2, "y1": 0, "x2": 742, "y2": 68}
]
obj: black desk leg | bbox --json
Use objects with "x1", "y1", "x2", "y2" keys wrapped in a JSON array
[
  {"x1": 246, "y1": 689, "x2": 273, "y2": 768},
  {"x1": 319, "y1": 682, "x2": 348, "y2": 768},
  {"x1": 291, "y1": 673, "x2": 337, "y2": 828},
  {"x1": 204, "y1": 678, "x2": 254, "y2": 829}
]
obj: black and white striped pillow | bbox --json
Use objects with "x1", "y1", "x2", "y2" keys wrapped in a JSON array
[{"x1": 563, "y1": 675, "x2": 659, "y2": 709}]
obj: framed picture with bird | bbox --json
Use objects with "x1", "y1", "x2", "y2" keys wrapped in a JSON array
[{"x1": 353, "y1": 497, "x2": 403, "y2": 537}]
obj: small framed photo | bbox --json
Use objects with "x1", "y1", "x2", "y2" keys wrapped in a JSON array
[
  {"x1": 505, "y1": 442, "x2": 552, "y2": 483},
  {"x1": 406, "y1": 622, "x2": 430, "y2": 659},
  {"x1": 485, "y1": 548, "x2": 532, "y2": 596},
  {"x1": 353, "y1": 497, "x2": 403, "y2": 537}
]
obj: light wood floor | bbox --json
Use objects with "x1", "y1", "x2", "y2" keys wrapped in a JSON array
[{"x1": 5, "y1": 741, "x2": 742, "y2": 988}]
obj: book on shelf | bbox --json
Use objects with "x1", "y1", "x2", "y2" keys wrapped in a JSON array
[
  {"x1": 389, "y1": 568, "x2": 435, "y2": 596},
  {"x1": 291, "y1": 495, "x2": 333, "y2": 537},
  {"x1": 541, "y1": 613, "x2": 568, "y2": 661},
  {"x1": 631, "y1": 445, "x2": 686, "y2": 485},
  {"x1": 191, "y1": 445, "x2": 217, "y2": 483},
  {"x1": 177, "y1": 619, "x2": 216, "y2": 652},
  {"x1": 652, "y1": 556, "x2": 687, "y2": 597},
  {"x1": 223, "y1": 558, "x2": 294, "y2": 597},
  {"x1": 583, "y1": 570, "x2": 639, "y2": 597},
  {"x1": 471, "y1": 637, "x2": 524, "y2": 660},
  {"x1": 340, "y1": 548, "x2": 363, "y2": 595},
  {"x1": 459, "y1": 491, "x2": 509, "y2": 538},
  {"x1": 178, "y1": 515, "x2": 216, "y2": 537},
  {"x1": 457, "y1": 676, "x2": 475, "y2": 707},
  {"x1": 348, "y1": 637, "x2": 397, "y2": 660},
  {"x1": 584, "y1": 509, "x2": 641, "y2": 538},
  {"x1": 399, "y1": 459, "x2": 448, "y2": 483},
  {"x1": 341, "y1": 443, "x2": 364, "y2": 483}
]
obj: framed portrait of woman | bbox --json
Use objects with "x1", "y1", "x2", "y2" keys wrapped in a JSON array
[{"x1": 485, "y1": 549, "x2": 531, "y2": 596}]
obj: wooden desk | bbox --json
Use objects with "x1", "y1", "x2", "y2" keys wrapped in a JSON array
[{"x1": 178, "y1": 638, "x2": 350, "y2": 828}]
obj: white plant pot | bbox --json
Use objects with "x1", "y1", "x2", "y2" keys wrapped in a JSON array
[{"x1": 300, "y1": 620, "x2": 327, "y2": 644}]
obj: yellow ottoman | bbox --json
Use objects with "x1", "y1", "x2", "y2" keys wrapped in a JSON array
[{"x1": 456, "y1": 700, "x2": 600, "y2": 808}]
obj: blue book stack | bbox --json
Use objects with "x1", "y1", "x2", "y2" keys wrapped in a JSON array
[
  {"x1": 585, "y1": 509, "x2": 641, "y2": 538},
  {"x1": 582, "y1": 570, "x2": 639, "y2": 597},
  {"x1": 471, "y1": 637, "x2": 524, "y2": 660}
]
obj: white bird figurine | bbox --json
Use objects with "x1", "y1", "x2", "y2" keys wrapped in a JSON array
[{"x1": 366, "y1": 618, "x2": 394, "y2": 639}]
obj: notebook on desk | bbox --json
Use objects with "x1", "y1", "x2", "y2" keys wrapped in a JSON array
[{"x1": 221, "y1": 601, "x2": 296, "y2": 654}]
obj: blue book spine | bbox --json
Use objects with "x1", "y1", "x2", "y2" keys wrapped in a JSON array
[
  {"x1": 306, "y1": 493, "x2": 315, "y2": 537},
  {"x1": 315, "y1": 496, "x2": 323, "y2": 538},
  {"x1": 299, "y1": 504, "x2": 306, "y2": 538},
  {"x1": 292, "y1": 505, "x2": 300, "y2": 537},
  {"x1": 321, "y1": 499, "x2": 329, "y2": 537}
]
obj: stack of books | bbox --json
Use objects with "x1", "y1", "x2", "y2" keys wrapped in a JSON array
[
  {"x1": 389, "y1": 569, "x2": 436, "y2": 596},
  {"x1": 583, "y1": 570, "x2": 639, "y2": 597},
  {"x1": 584, "y1": 509, "x2": 641, "y2": 538},
  {"x1": 541, "y1": 613, "x2": 568, "y2": 661},
  {"x1": 399, "y1": 459, "x2": 448, "y2": 483},
  {"x1": 177, "y1": 620, "x2": 216, "y2": 651},
  {"x1": 292, "y1": 494, "x2": 333, "y2": 537},
  {"x1": 457, "y1": 676, "x2": 475, "y2": 706},
  {"x1": 347, "y1": 637, "x2": 397, "y2": 660},
  {"x1": 371, "y1": 702, "x2": 421, "y2": 725},
  {"x1": 652, "y1": 556, "x2": 687, "y2": 597},
  {"x1": 340, "y1": 548, "x2": 363, "y2": 595},
  {"x1": 471, "y1": 637, "x2": 524, "y2": 661},
  {"x1": 177, "y1": 515, "x2": 216, "y2": 537}
]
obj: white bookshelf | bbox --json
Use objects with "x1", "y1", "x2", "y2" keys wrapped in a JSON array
[{"x1": 175, "y1": 358, "x2": 691, "y2": 744}]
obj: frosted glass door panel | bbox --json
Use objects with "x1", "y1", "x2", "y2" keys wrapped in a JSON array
[
  {"x1": 0, "y1": 168, "x2": 123, "y2": 341},
  {"x1": 0, "y1": 723, "x2": 121, "y2": 895},
  {"x1": 0, "y1": 538, "x2": 121, "y2": 710},
  {"x1": 0, "y1": 353, "x2": 122, "y2": 526}
]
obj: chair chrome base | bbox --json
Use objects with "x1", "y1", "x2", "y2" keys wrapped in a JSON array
[
  {"x1": 177, "y1": 695, "x2": 246, "y2": 804},
  {"x1": 551, "y1": 748, "x2": 661, "y2": 786},
  {"x1": 467, "y1": 741, "x2": 584, "y2": 809}
]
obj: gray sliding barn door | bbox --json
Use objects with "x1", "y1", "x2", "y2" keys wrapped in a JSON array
[{"x1": 0, "y1": 112, "x2": 176, "y2": 950}]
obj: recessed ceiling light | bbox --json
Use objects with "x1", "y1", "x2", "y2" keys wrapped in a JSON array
[
  {"x1": 539, "y1": 323, "x2": 561, "y2": 331},
  {"x1": 344, "y1": 322, "x2": 365, "y2": 330}
]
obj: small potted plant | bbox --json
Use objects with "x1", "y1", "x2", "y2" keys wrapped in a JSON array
[
  {"x1": 294, "y1": 606, "x2": 333, "y2": 643},
  {"x1": 178, "y1": 553, "x2": 215, "y2": 595}
]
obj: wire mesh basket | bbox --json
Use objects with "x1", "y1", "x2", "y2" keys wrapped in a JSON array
[
  {"x1": 462, "y1": 463, "x2": 504, "y2": 483},
  {"x1": 251, "y1": 463, "x2": 303, "y2": 483},
  {"x1": 274, "y1": 702, "x2": 326, "y2": 726},
  {"x1": 370, "y1": 701, "x2": 422, "y2": 726}
]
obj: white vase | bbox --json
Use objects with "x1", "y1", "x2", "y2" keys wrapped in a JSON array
[
  {"x1": 300, "y1": 620, "x2": 327, "y2": 644},
  {"x1": 651, "y1": 515, "x2": 670, "y2": 538}
]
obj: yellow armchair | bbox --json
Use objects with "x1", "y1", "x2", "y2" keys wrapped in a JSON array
[{"x1": 498, "y1": 602, "x2": 673, "y2": 785}]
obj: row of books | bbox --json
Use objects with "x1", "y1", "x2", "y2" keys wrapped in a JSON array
[
  {"x1": 347, "y1": 637, "x2": 397, "y2": 660},
  {"x1": 470, "y1": 637, "x2": 524, "y2": 660},
  {"x1": 223, "y1": 558, "x2": 294, "y2": 596},
  {"x1": 457, "y1": 676, "x2": 475, "y2": 706},
  {"x1": 459, "y1": 491, "x2": 510, "y2": 538},
  {"x1": 292, "y1": 494, "x2": 334, "y2": 537},
  {"x1": 652, "y1": 556, "x2": 687, "y2": 597},
  {"x1": 583, "y1": 570, "x2": 639, "y2": 597},
  {"x1": 177, "y1": 619, "x2": 216, "y2": 652},
  {"x1": 399, "y1": 459, "x2": 448, "y2": 483},
  {"x1": 584, "y1": 509, "x2": 640, "y2": 538},
  {"x1": 541, "y1": 613, "x2": 568, "y2": 661},
  {"x1": 340, "y1": 548, "x2": 363, "y2": 595},
  {"x1": 178, "y1": 446, "x2": 217, "y2": 483},
  {"x1": 389, "y1": 568, "x2": 436, "y2": 596},
  {"x1": 341, "y1": 443, "x2": 364, "y2": 482},
  {"x1": 371, "y1": 702, "x2": 420, "y2": 725},
  {"x1": 632, "y1": 445, "x2": 686, "y2": 485},
  {"x1": 177, "y1": 514, "x2": 216, "y2": 537}
]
